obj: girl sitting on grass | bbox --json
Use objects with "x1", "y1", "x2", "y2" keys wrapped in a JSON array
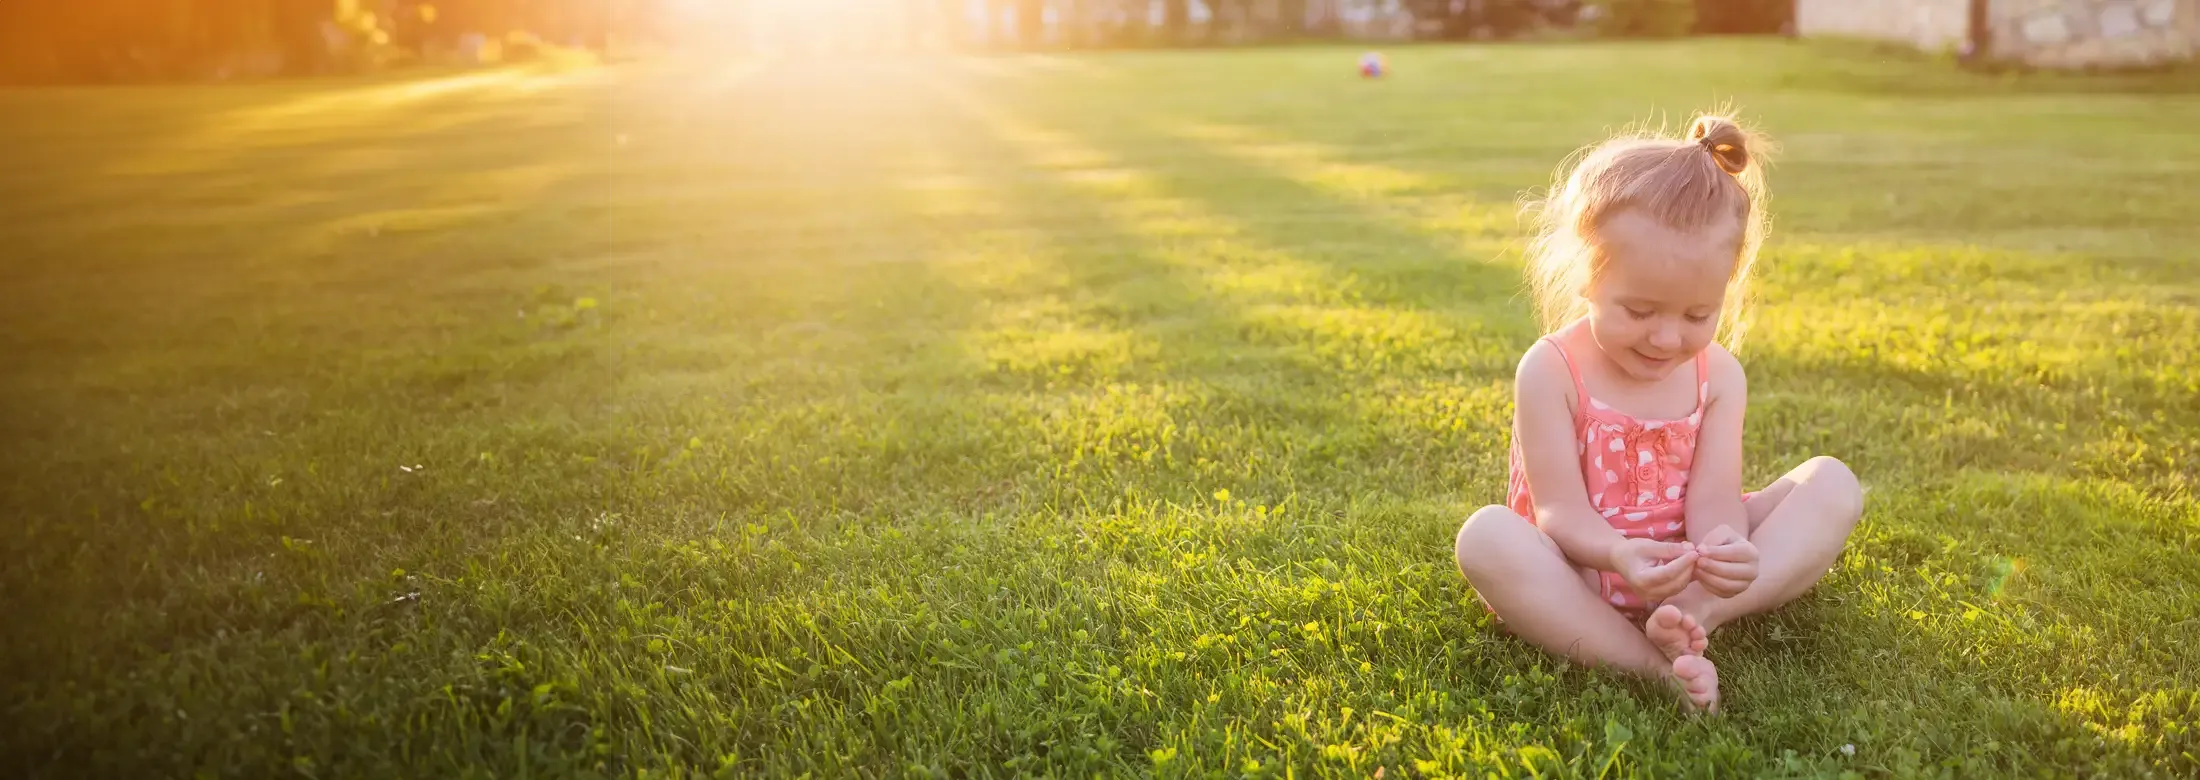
[{"x1": 1454, "y1": 115, "x2": 1864, "y2": 712}]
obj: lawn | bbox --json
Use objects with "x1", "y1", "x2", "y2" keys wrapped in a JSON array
[{"x1": 1, "y1": 39, "x2": 2196, "y2": 778}]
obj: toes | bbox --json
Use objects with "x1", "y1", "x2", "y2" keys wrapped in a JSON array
[
  {"x1": 1675, "y1": 610, "x2": 1702, "y2": 635},
  {"x1": 1645, "y1": 607, "x2": 1681, "y2": 639},
  {"x1": 1664, "y1": 607, "x2": 1710, "y2": 655},
  {"x1": 1670, "y1": 655, "x2": 1720, "y2": 712},
  {"x1": 1645, "y1": 605, "x2": 1705, "y2": 660},
  {"x1": 1672, "y1": 654, "x2": 1712, "y2": 679}
]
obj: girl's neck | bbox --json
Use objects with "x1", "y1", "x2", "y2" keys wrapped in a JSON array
[{"x1": 1563, "y1": 323, "x2": 1693, "y2": 393}]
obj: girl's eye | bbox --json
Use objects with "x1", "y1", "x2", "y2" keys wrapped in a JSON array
[
  {"x1": 1625, "y1": 308, "x2": 1653, "y2": 320},
  {"x1": 1685, "y1": 313, "x2": 1713, "y2": 324}
]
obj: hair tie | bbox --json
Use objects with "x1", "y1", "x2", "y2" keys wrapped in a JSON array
[{"x1": 1700, "y1": 138, "x2": 1742, "y2": 174}]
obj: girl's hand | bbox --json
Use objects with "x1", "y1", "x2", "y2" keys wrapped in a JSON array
[
  {"x1": 1694, "y1": 525, "x2": 1759, "y2": 598},
  {"x1": 1611, "y1": 538, "x2": 1698, "y2": 603}
]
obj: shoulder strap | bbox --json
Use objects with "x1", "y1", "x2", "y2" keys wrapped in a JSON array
[
  {"x1": 1693, "y1": 349, "x2": 1710, "y2": 405},
  {"x1": 1542, "y1": 336, "x2": 1591, "y2": 417}
]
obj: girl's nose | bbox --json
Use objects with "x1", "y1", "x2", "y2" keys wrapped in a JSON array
[{"x1": 1649, "y1": 321, "x2": 1682, "y2": 350}]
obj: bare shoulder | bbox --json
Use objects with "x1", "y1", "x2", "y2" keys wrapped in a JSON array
[
  {"x1": 1701, "y1": 341, "x2": 1747, "y2": 400},
  {"x1": 1514, "y1": 339, "x2": 1577, "y2": 412}
]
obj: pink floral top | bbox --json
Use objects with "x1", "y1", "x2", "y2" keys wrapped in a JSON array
[{"x1": 1504, "y1": 334, "x2": 1709, "y2": 613}]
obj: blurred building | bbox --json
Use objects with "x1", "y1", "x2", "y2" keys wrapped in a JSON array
[{"x1": 1797, "y1": 0, "x2": 2199, "y2": 68}]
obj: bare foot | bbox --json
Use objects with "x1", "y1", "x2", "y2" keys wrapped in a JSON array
[
  {"x1": 1671, "y1": 655, "x2": 1720, "y2": 713},
  {"x1": 1644, "y1": 604, "x2": 1707, "y2": 661}
]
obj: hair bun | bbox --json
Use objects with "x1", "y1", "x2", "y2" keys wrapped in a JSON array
[{"x1": 1690, "y1": 116, "x2": 1750, "y2": 175}]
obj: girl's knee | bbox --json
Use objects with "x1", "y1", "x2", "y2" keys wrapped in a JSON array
[
  {"x1": 1802, "y1": 456, "x2": 1863, "y2": 521},
  {"x1": 1456, "y1": 505, "x2": 1532, "y2": 574}
]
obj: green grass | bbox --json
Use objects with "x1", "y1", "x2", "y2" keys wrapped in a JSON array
[{"x1": 2, "y1": 39, "x2": 2197, "y2": 778}]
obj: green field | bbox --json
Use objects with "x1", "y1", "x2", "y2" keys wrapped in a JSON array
[{"x1": 2, "y1": 40, "x2": 2197, "y2": 777}]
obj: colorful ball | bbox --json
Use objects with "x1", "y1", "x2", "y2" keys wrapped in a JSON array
[{"x1": 1359, "y1": 52, "x2": 1386, "y2": 79}]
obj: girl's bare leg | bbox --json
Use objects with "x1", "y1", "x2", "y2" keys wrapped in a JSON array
[
  {"x1": 1456, "y1": 506, "x2": 1719, "y2": 710},
  {"x1": 1667, "y1": 456, "x2": 1864, "y2": 633}
]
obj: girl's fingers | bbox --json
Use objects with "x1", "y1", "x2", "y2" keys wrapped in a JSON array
[
  {"x1": 1695, "y1": 557, "x2": 1755, "y2": 581},
  {"x1": 1648, "y1": 552, "x2": 1694, "y2": 576},
  {"x1": 1702, "y1": 542, "x2": 1758, "y2": 564},
  {"x1": 1697, "y1": 573, "x2": 1750, "y2": 597},
  {"x1": 1654, "y1": 572, "x2": 1703, "y2": 600},
  {"x1": 1642, "y1": 553, "x2": 1697, "y2": 589}
]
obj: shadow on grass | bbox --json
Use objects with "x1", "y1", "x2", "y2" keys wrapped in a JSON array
[
  {"x1": 963, "y1": 50, "x2": 2200, "y2": 775},
  {"x1": 0, "y1": 58, "x2": 1035, "y2": 780},
  {"x1": 5, "y1": 50, "x2": 2196, "y2": 778},
  {"x1": 0, "y1": 73, "x2": 617, "y2": 390},
  {"x1": 965, "y1": 60, "x2": 1545, "y2": 356},
  {"x1": 918, "y1": 66, "x2": 1541, "y2": 507}
]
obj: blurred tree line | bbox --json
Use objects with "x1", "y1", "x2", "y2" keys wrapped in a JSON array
[
  {"x1": 0, "y1": 0, "x2": 1794, "y2": 85},
  {"x1": 0, "y1": 1, "x2": 653, "y2": 83}
]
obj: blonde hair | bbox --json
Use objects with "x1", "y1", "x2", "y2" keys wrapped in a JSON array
[{"x1": 1522, "y1": 114, "x2": 1773, "y2": 350}]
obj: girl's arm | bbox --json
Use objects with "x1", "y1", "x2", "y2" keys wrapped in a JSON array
[
  {"x1": 1514, "y1": 341, "x2": 1626, "y2": 572},
  {"x1": 1684, "y1": 344, "x2": 1750, "y2": 543}
]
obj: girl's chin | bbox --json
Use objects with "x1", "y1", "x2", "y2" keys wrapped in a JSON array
[{"x1": 1623, "y1": 350, "x2": 1679, "y2": 378}]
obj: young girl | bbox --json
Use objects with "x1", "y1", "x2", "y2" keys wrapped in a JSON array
[{"x1": 1454, "y1": 116, "x2": 1864, "y2": 712}]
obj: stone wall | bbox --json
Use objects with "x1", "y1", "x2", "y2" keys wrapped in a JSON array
[
  {"x1": 1992, "y1": 0, "x2": 2198, "y2": 67},
  {"x1": 1797, "y1": 0, "x2": 2200, "y2": 68},
  {"x1": 1797, "y1": 0, "x2": 1973, "y2": 52}
]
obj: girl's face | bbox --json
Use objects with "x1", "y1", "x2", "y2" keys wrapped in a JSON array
[{"x1": 1583, "y1": 210, "x2": 1737, "y2": 382}]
